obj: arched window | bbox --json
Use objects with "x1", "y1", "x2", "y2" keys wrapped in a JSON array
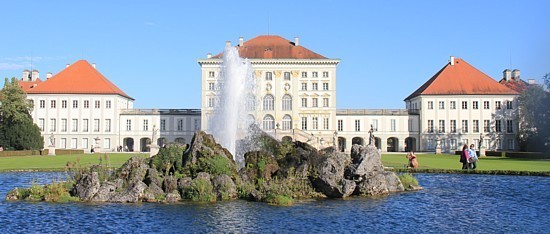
[
  {"x1": 282, "y1": 115, "x2": 292, "y2": 130},
  {"x1": 263, "y1": 94, "x2": 274, "y2": 111},
  {"x1": 282, "y1": 94, "x2": 292, "y2": 111},
  {"x1": 263, "y1": 115, "x2": 275, "y2": 130}
]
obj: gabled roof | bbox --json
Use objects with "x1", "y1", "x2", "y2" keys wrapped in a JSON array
[
  {"x1": 499, "y1": 78, "x2": 529, "y2": 93},
  {"x1": 25, "y1": 60, "x2": 133, "y2": 100},
  {"x1": 19, "y1": 78, "x2": 42, "y2": 91},
  {"x1": 213, "y1": 35, "x2": 327, "y2": 59},
  {"x1": 405, "y1": 58, "x2": 518, "y2": 100}
]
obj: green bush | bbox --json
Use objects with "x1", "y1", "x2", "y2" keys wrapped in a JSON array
[
  {"x1": 150, "y1": 144, "x2": 186, "y2": 176},
  {"x1": 398, "y1": 173, "x2": 419, "y2": 189},
  {"x1": 183, "y1": 178, "x2": 215, "y2": 202},
  {"x1": 265, "y1": 194, "x2": 294, "y2": 206},
  {"x1": 198, "y1": 155, "x2": 233, "y2": 177}
]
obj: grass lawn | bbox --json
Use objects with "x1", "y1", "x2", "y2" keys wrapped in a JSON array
[
  {"x1": 0, "y1": 153, "x2": 148, "y2": 172},
  {"x1": 382, "y1": 153, "x2": 550, "y2": 172}
]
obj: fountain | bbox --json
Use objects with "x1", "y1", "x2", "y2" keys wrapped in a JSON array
[{"x1": 207, "y1": 44, "x2": 257, "y2": 166}]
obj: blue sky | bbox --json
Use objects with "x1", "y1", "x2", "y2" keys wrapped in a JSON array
[{"x1": 1, "y1": 1, "x2": 548, "y2": 109}]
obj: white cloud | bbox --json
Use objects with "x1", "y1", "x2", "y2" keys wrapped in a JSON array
[{"x1": 0, "y1": 62, "x2": 29, "y2": 70}]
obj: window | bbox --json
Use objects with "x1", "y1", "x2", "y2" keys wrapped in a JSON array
[
  {"x1": 507, "y1": 120, "x2": 513, "y2": 133},
  {"x1": 284, "y1": 72, "x2": 291, "y2": 80},
  {"x1": 462, "y1": 120, "x2": 468, "y2": 133},
  {"x1": 105, "y1": 119, "x2": 111, "y2": 132},
  {"x1": 72, "y1": 100, "x2": 78, "y2": 108},
  {"x1": 496, "y1": 139, "x2": 502, "y2": 150},
  {"x1": 61, "y1": 119, "x2": 67, "y2": 132},
  {"x1": 60, "y1": 138, "x2": 66, "y2": 149},
  {"x1": 462, "y1": 101, "x2": 468, "y2": 109},
  {"x1": 301, "y1": 83, "x2": 307, "y2": 91},
  {"x1": 438, "y1": 120, "x2": 445, "y2": 133},
  {"x1": 208, "y1": 82, "x2": 215, "y2": 90},
  {"x1": 507, "y1": 139, "x2": 514, "y2": 150},
  {"x1": 484, "y1": 120, "x2": 490, "y2": 132},
  {"x1": 143, "y1": 119, "x2": 149, "y2": 131},
  {"x1": 473, "y1": 101, "x2": 478, "y2": 109},
  {"x1": 208, "y1": 97, "x2": 214, "y2": 107},
  {"x1": 39, "y1": 100, "x2": 45, "y2": 108},
  {"x1": 428, "y1": 120, "x2": 434, "y2": 133},
  {"x1": 177, "y1": 119, "x2": 183, "y2": 131},
  {"x1": 323, "y1": 83, "x2": 329, "y2": 91},
  {"x1": 83, "y1": 119, "x2": 89, "y2": 132},
  {"x1": 323, "y1": 71, "x2": 329, "y2": 78},
  {"x1": 323, "y1": 98, "x2": 329, "y2": 107},
  {"x1": 51, "y1": 100, "x2": 56, "y2": 108},
  {"x1": 282, "y1": 115, "x2": 292, "y2": 130},
  {"x1": 106, "y1": 100, "x2": 111, "y2": 109},
  {"x1": 391, "y1": 119, "x2": 397, "y2": 132},
  {"x1": 312, "y1": 98, "x2": 318, "y2": 107},
  {"x1": 301, "y1": 98, "x2": 307, "y2": 108},
  {"x1": 94, "y1": 119, "x2": 100, "y2": 132},
  {"x1": 194, "y1": 119, "x2": 200, "y2": 130},
  {"x1": 82, "y1": 138, "x2": 88, "y2": 150},
  {"x1": 301, "y1": 72, "x2": 307, "y2": 78},
  {"x1": 61, "y1": 100, "x2": 67, "y2": 108},
  {"x1": 263, "y1": 115, "x2": 274, "y2": 130},
  {"x1": 29, "y1": 99, "x2": 34, "y2": 108},
  {"x1": 84, "y1": 100, "x2": 89, "y2": 108},
  {"x1": 355, "y1": 120, "x2": 361, "y2": 132},
  {"x1": 208, "y1": 71, "x2": 215, "y2": 77},
  {"x1": 72, "y1": 119, "x2": 78, "y2": 132},
  {"x1": 439, "y1": 101, "x2": 445, "y2": 109},
  {"x1": 95, "y1": 100, "x2": 100, "y2": 108},
  {"x1": 263, "y1": 95, "x2": 274, "y2": 111},
  {"x1": 408, "y1": 119, "x2": 413, "y2": 131},
  {"x1": 372, "y1": 119, "x2": 378, "y2": 131},
  {"x1": 496, "y1": 101, "x2": 501, "y2": 109},
  {"x1": 160, "y1": 119, "x2": 166, "y2": 131},
  {"x1": 450, "y1": 101, "x2": 456, "y2": 109},
  {"x1": 323, "y1": 118, "x2": 329, "y2": 130},
  {"x1": 312, "y1": 83, "x2": 318, "y2": 90},
  {"x1": 337, "y1": 120, "x2": 343, "y2": 131},
  {"x1": 506, "y1": 100, "x2": 513, "y2": 109},
  {"x1": 312, "y1": 72, "x2": 318, "y2": 78},
  {"x1": 126, "y1": 120, "x2": 132, "y2": 131},
  {"x1": 312, "y1": 117, "x2": 318, "y2": 130},
  {"x1": 495, "y1": 120, "x2": 502, "y2": 132},
  {"x1": 104, "y1": 138, "x2": 111, "y2": 149},
  {"x1": 428, "y1": 101, "x2": 433, "y2": 109},
  {"x1": 301, "y1": 117, "x2": 307, "y2": 130},
  {"x1": 450, "y1": 139, "x2": 457, "y2": 150},
  {"x1": 39, "y1": 118, "x2": 45, "y2": 131},
  {"x1": 484, "y1": 101, "x2": 490, "y2": 109},
  {"x1": 450, "y1": 120, "x2": 456, "y2": 133},
  {"x1": 265, "y1": 72, "x2": 273, "y2": 81},
  {"x1": 282, "y1": 95, "x2": 292, "y2": 110},
  {"x1": 50, "y1": 119, "x2": 56, "y2": 132},
  {"x1": 70, "y1": 138, "x2": 77, "y2": 149},
  {"x1": 473, "y1": 120, "x2": 479, "y2": 133}
]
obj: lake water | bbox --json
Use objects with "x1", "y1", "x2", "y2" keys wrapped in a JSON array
[{"x1": 0, "y1": 172, "x2": 548, "y2": 233}]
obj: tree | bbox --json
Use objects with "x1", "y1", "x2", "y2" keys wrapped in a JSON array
[
  {"x1": 0, "y1": 77, "x2": 44, "y2": 150},
  {"x1": 517, "y1": 73, "x2": 550, "y2": 152}
]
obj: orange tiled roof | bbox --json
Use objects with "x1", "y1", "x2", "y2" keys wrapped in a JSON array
[
  {"x1": 25, "y1": 60, "x2": 133, "y2": 100},
  {"x1": 405, "y1": 58, "x2": 519, "y2": 100},
  {"x1": 213, "y1": 35, "x2": 327, "y2": 59},
  {"x1": 499, "y1": 78, "x2": 528, "y2": 93},
  {"x1": 18, "y1": 78, "x2": 42, "y2": 92}
]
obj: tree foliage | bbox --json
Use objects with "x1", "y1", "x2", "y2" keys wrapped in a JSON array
[
  {"x1": 517, "y1": 73, "x2": 550, "y2": 152},
  {"x1": 0, "y1": 77, "x2": 44, "y2": 150}
]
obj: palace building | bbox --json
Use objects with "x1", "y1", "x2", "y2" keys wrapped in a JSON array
[{"x1": 17, "y1": 35, "x2": 521, "y2": 154}]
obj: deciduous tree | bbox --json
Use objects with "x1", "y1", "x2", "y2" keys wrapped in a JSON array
[{"x1": 517, "y1": 73, "x2": 550, "y2": 152}]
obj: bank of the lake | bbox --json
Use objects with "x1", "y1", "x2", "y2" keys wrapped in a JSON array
[{"x1": 1, "y1": 172, "x2": 548, "y2": 232}]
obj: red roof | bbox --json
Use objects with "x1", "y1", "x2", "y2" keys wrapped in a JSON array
[
  {"x1": 18, "y1": 78, "x2": 42, "y2": 91},
  {"x1": 213, "y1": 35, "x2": 327, "y2": 59},
  {"x1": 499, "y1": 78, "x2": 528, "y2": 93},
  {"x1": 405, "y1": 58, "x2": 519, "y2": 100},
  {"x1": 25, "y1": 60, "x2": 133, "y2": 100}
]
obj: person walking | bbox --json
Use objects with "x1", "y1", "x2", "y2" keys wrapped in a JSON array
[
  {"x1": 468, "y1": 144, "x2": 478, "y2": 169},
  {"x1": 406, "y1": 150, "x2": 419, "y2": 169},
  {"x1": 460, "y1": 144, "x2": 471, "y2": 169}
]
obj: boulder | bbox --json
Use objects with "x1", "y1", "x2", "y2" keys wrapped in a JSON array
[
  {"x1": 73, "y1": 172, "x2": 100, "y2": 201},
  {"x1": 310, "y1": 151, "x2": 355, "y2": 198},
  {"x1": 242, "y1": 150, "x2": 280, "y2": 182},
  {"x1": 110, "y1": 156, "x2": 149, "y2": 187},
  {"x1": 355, "y1": 171, "x2": 405, "y2": 195},
  {"x1": 162, "y1": 176, "x2": 178, "y2": 193},
  {"x1": 92, "y1": 181, "x2": 117, "y2": 202},
  {"x1": 142, "y1": 183, "x2": 165, "y2": 202},
  {"x1": 5, "y1": 188, "x2": 20, "y2": 201},
  {"x1": 212, "y1": 174, "x2": 237, "y2": 200},
  {"x1": 109, "y1": 181, "x2": 147, "y2": 203},
  {"x1": 144, "y1": 168, "x2": 161, "y2": 187},
  {"x1": 165, "y1": 191, "x2": 182, "y2": 203},
  {"x1": 347, "y1": 144, "x2": 384, "y2": 178}
]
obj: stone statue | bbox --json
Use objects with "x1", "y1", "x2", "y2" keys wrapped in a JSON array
[
  {"x1": 152, "y1": 125, "x2": 158, "y2": 143},
  {"x1": 333, "y1": 131, "x2": 338, "y2": 150},
  {"x1": 49, "y1": 133, "x2": 55, "y2": 147},
  {"x1": 479, "y1": 133, "x2": 484, "y2": 149},
  {"x1": 368, "y1": 125, "x2": 375, "y2": 146}
]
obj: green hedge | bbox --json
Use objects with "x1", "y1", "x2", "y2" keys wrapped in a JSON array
[
  {"x1": 0, "y1": 149, "x2": 83, "y2": 157},
  {"x1": 505, "y1": 152, "x2": 550, "y2": 159}
]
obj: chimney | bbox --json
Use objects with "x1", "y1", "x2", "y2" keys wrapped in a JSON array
[
  {"x1": 239, "y1": 37, "x2": 244, "y2": 47},
  {"x1": 22, "y1": 70, "x2": 30, "y2": 81},
  {"x1": 207, "y1": 53, "x2": 212, "y2": 59},
  {"x1": 46, "y1": 72, "x2": 52, "y2": 79},
  {"x1": 31, "y1": 70, "x2": 39, "y2": 81},
  {"x1": 503, "y1": 69, "x2": 511, "y2": 81},
  {"x1": 511, "y1": 69, "x2": 520, "y2": 80},
  {"x1": 225, "y1": 41, "x2": 231, "y2": 47},
  {"x1": 92, "y1": 63, "x2": 96, "y2": 69},
  {"x1": 450, "y1": 56, "x2": 455, "y2": 66},
  {"x1": 528, "y1": 79, "x2": 536, "y2": 85},
  {"x1": 66, "y1": 64, "x2": 70, "y2": 68},
  {"x1": 294, "y1": 37, "x2": 299, "y2": 46}
]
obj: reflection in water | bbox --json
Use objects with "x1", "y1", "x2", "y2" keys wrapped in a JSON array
[{"x1": 0, "y1": 172, "x2": 549, "y2": 232}]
